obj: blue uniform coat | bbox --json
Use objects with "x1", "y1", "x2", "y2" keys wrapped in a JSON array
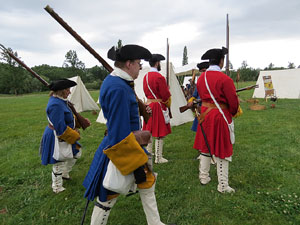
[
  {"x1": 40, "y1": 96, "x2": 80, "y2": 165},
  {"x1": 83, "y1": 75, "x2": 146, "y2": 202}
]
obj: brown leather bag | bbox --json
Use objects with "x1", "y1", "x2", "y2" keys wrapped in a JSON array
[{"x1": 133, "y1": 130, "x2": 151, "y2": 146}]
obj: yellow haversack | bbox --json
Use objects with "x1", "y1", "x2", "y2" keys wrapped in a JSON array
[{"x1": 103, "y1": 132, "x2": 148, "y2": 176}]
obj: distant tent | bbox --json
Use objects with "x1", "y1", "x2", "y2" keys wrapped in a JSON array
[
  {"x1": 253, "y1": 68, "x2": 300, "y2": 99},
  {"x1": 68, "y1": 76, "x2": 100, "y2": 112},
  {"x1": 174, "y1": 62, "x2": 199, "y2": 76},
  {"x1": 96, "y1": 62, "x2": 194, "y2": 126}
]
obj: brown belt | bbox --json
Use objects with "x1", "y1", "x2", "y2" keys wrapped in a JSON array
[
  {"x1": 146, "y1": 98, "x2": 162, "y2": 104},
  {"x1": 202, "y1": 101, "x2": 228, "y2": 109},
  {"x1": 197, "y1": 101, "x2": 228, "y2": 124}
]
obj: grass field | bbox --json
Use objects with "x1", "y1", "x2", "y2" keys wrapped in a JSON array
[{"x1": 1, "y1": 82, "x2": 300, "y2": 225}]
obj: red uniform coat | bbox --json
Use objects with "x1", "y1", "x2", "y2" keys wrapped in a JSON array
[
  {"x1": 142, "y1": 71, "x2": 171, "y2": 138},
  {"x1": 193, "y1": 69, "x2": 239, "y2": 159}
]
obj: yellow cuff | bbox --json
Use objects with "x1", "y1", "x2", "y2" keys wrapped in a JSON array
[
  {"x1": 233, "y1": 105, "x2": 243, "y2": 118},
  {"x1": 58, "y1": 126, "x2": 80, "y2": 144},
  {"x1": 188, "y1": 97, "x2": 196, "y2": 103},
  {"x1": 103, "y1": 132, "x2": 148, "y2": 175}
]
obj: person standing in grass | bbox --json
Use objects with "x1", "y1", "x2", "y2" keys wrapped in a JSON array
[
  {"x1": 189, "y1": 61, "x2": 209, "y2": 133},
  {"x1": 40, "y1": 79, "x2": 90, "y2": 193},
  {"x1": 143, "y1": 54, "x2": 172, "y2": 164},
  {"x1": 194, "y1": 47, "x2": 241, "y2": 193},
  {"x1": 83, "y1": 45, "x2": 174, "y2": 225},
  {"x1": 187, "y1": 62, "x2": 209, "y2": 160}
]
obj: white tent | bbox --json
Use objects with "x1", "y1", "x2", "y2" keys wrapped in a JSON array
[
  {"x1": 68, "y1": 76, "x2": 100, "y2": 112},
  {"x1": 174, "y1": 62, "x2": 199, "y2": 76},
  {"x1": 96, "y1": 62, "x2": 194, "y2": 126},
  {"x1": 252, "y1": 68, "x2": 300, "y2": 99}
]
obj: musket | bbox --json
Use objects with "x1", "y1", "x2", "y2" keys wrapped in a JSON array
[
  {"x1": 179, "y1": 84, "x2": 258, "y2": 113},
  {"x1": 236, "y1": 84, "x2": 258, "y2": 93},
  {"x1": 179, "y1": 99, "x2": 201, "y2": 113},
  {"x1": 166, "y1": 38, "x2": 170, "y2": 86},
  {"x1": 44, "y1": 5, "x2": 150, "y2": 123},
  {"x1": 195, "y1": 109, "x2": 215, "y2": 163},
  {"x1": 0, "y1": 44, "x2": 90, "y2": 130},
  {"x1": 225, "y1": 14, "x2": 230, "y2": 76},
  {"x1": 165, "y1": 38, "x2": 172, "y2": 119},
  {"x1": 188, "y1": 69, "x2": 197, "y2": 98}
]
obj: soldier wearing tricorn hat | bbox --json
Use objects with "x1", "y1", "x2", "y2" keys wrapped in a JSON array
[
  {"x1": 143, "y1": 53, "x2": 172, "y2": 164},
  {"x1": 83, "y1": 45, "x2": 175, "y2": 225},
  {"x1": 40, "y1": 78, "x2": 90, "y2": 193},
  {"x1": 193, "y1": 47, "x2": 241, "y2": 193}
]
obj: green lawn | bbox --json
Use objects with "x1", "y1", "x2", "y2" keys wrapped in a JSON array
[{"x1": 1, "y1": 84, "x2": 300, "y2": 225}]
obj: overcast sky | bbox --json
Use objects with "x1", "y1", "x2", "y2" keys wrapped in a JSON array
[{"x1": 1, "y1": 0, "x2": 300, "y2": 70}]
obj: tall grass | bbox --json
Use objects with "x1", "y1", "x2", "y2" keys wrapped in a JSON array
[{"x1": 1, "y1": 83, "x2": 300, "y2": 225}]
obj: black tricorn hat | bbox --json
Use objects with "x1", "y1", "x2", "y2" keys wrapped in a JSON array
[
  {"x1": 146, "y1": 53, "x2": 165, "y2": 63},
  {"x1": 107, "y1": 44, "x2": 152, "y2": 62},
  {"x1": 49, "y1": 78, "x2": 77, "y2": 91},
  {"x1": 197, "y1": 61, "x2": 209, "y2": 70},
  {"x1": 201, "y1": 47, "x2": 228, "y2": 61}
]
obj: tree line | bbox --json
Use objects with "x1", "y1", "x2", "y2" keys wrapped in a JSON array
[
  {"x1": 0, "y1": 49, "x2": 108, "y2": 95},
  {"x1": 1, "y1": 43, "x2": 298, "y2": 95}
]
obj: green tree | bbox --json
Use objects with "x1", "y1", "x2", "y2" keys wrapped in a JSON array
[
  {"x1": 0, "y1": 48, "x2": 30, "y2": 95},
  {"x1": 288, "y1": 62, "x2": 295, "y2": 69},
  {"x1": 116, "y1": 39, "x2": 123, "y2": 49},
  {"x1": 63, "y1": 50, "x2": 85, "y2": 69},
  {"x1": 182, "y1": 46, "x2": 188, "y2": 66},
  {"x1": 241, "y1": 60, "x2": 248, "y2": 69},
  {"x1": 267, "y1": 63, "x2": 274, "y2": 70}
]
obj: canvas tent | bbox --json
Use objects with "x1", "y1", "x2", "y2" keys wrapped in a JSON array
[
  {"x1": 174, "y1": 62, "x2": 199, "y2": 76},
  {"x1": 252, "y1": 68, "x2": 300, "y2": 99},
  {"x1": 68, "y1": 76, "x2": 100, "y2": 112},
  {"x1": 96, "y1": 62, "x2": 194, "y2": 126}
]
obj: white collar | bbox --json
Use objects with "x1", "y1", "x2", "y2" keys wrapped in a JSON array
[
  {"x1": 150, "y1": 67, "x2": 158, "y2": 72},
  {"x1": 111, "y1": 67, "x2": 134, "y2": 81},
  {"x1": 206, "y1": 65, "x2": 221, "y2": 72},
  {"x1": 52, "y1": 94, "x2": 68, "y2": 101}
]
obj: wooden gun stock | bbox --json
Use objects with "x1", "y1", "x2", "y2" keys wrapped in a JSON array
[
  {"x1": 67, "y1": 102, "x2": 90, "y2": 130},
  {"x1": 179, "y1": 105, "x2": 190, "y2": 113},
  {"x1": 236, "y1": 84, "x2": 258, "y2": 93},
  {"x1": 179, "y1": 99, "x2": 201, "y2": 113}
]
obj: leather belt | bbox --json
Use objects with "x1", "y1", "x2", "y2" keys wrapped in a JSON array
[
  {"x1": 146, "y1": 98, "x2": 162, "y2": 104},
  {"x1": 197, "y1": 102, "x2": 228, "y2": 124},
  {"x1": 202, "y1": 101, "x2": 228, "y2": 109}
]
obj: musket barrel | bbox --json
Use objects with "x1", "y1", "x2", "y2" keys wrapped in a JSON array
[
  {"x1": 2, "y1": 46, "x2": 49, "y2": 87},
  {"x1": 44, "y1": 5, "x2": 152, "y2": 123},
  {"x1": 44, "y1": 5, "x2": 113, "y2": 72}
]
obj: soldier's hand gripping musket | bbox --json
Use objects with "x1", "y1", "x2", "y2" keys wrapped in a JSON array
[
  {"x1": 179, "y1": 84, "x2": 258, "y2": 113},
  {"x1": 0, "y1": 44, "x2": 91, "y2": 130},
  {"x1": 44, "y1": 5, "x2": 151, "y2": 123}
]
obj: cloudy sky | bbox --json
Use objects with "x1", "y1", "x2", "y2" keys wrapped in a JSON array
[{"x1": 1, "y1": 0, "x2": 300, "y2": 70}]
